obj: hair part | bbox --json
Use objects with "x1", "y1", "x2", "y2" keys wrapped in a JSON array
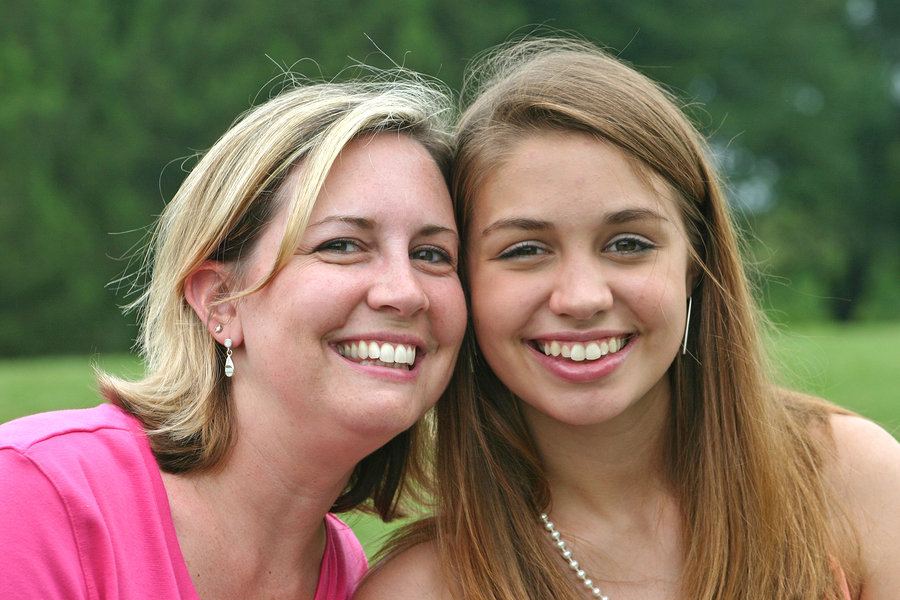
[{"x1": 97, "y1": 72, "x2": 453, "y2": 519}]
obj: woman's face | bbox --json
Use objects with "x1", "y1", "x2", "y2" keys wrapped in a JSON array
[
  {"x1": 232, "y1": 134, "x2": 466, "y2": 444},
  {"x1": 467, "y1": 131, "x2": 693, "y2": 428}
]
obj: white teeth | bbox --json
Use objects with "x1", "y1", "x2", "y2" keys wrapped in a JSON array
[
  {"x1": 395, "y1": 344, "x2": 408, "y2": 364},
  {"x1": 570, "y1": 344, "x2": 586, "y2": 361},
  {"x1": 540, "y1": 337, "x2": 628, "y2": 362},
  {"x1": 339, "y1": 341, "x2": 416, "y2": 368}
]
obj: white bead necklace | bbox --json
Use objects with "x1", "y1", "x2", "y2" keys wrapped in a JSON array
[{"x1": 541, "y1": 513, "x2": 610, "y2": 599}]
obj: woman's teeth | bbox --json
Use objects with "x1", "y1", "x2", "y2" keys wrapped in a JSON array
[
  {"x1": 539, "y1": 337, "x2": 628, "y2": 362},
  {"x1": 337, "y1": 340, "x2": 417, "y2": 369}
]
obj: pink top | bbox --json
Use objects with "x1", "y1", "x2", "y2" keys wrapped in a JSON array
[{"x1": 0, "y1": 403, "x2": 367, "y2": 599}]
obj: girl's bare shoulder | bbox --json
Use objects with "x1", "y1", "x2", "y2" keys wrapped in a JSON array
[
  {"x1": 826, "y1": 413, "x2": 900, "y2": 599},
  {"x1": 353, "y1": 540, "x2": 450, "y2": 600}
]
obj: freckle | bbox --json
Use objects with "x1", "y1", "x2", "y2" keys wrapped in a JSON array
[{"x1": 575, "y1": 175, "x2": 585, "y2": 184}]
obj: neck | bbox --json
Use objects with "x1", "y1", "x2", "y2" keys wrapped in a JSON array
[
  {"x1": 525, "y1": 379, "x2": 672, "y2": 517},
  {"x1": 161, "y1": 384, "x2": 385, "y2": 599}
]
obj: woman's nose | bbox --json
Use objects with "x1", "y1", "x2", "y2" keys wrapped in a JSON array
[{"x1": 366, "y1": 257, "x2": 430, "y2": 317}]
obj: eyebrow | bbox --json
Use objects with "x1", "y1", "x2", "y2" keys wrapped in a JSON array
[
  {"x1": 309, "y1": 215, "x2": 459, "y2": 241},
  {"x1": 308, "y1": 215, "x2": 375, "y2": 229},
  {"x1": 480, "y1": 217, "x2": 554, "y2": 238},
  {"x1": 480, "y1": 208, "x2": 669, "y2": 237},
  {"x1": 605, "y1": 208, "x2": 670, "y2": 225}
]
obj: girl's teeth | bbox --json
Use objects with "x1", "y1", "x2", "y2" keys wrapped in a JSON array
[
  {"x1": 570, "y1": 344, "x2": 586, "y2": 361},
  {"x1": 540, "y1": 337, "x2": 627, "y2": 362}
]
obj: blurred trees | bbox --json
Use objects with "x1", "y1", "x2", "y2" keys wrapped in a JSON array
[{"x1": 1, "y1": 0, "x2": 897, "y2": 356}]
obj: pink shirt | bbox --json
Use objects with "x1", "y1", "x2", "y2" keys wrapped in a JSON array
[{"x1": 0, "y1": 403, "x2": 367, "y2": 599}]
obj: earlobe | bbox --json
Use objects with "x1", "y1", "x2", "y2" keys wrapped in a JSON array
[{"x1": 184, "y1": 261, "x2": 242, "y2": 345}]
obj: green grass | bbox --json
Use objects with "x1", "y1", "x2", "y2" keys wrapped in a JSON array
[
  {"x1": 768, "y1": 321, "x2": 900, "y2": 436},
  {"x1": 2, "y1": 321, "x2": 898, "y2": 556}
]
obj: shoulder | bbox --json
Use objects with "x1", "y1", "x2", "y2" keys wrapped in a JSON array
[
  {"x1": 826, "y1": 413, "x2": 900, "y2": 493},
  {"x1": 352, "y1": 540, "x2": 449, "y2": 600},
  {"x1": 0, "y1": 403, "x2": 138, "y2": 452},
  {"x1": 825, "y1": 414, "x2": 900, "y2": 598},
  {"x1": 1, "y1": 403, "x2": 149, "y2": 485}
]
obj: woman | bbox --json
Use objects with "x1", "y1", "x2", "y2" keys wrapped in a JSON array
[
  {"x1": 0, "y1": 74, "x2": 466, "y2": 599},
  {"x1": 355, "y1": 38, "x2": 900, "y2": 600}
]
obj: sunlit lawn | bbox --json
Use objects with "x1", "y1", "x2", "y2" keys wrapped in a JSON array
[{"x1": 2, "y1": 321, "x2": 898, "y2": 556}]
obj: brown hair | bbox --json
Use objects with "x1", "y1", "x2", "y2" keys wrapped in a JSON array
[
  {"x1": 387, "y1": 36, "x2": 856, "y2": 599},
  {"x1": 97, "y1": 73, "x2": 453, "y2": 519}
]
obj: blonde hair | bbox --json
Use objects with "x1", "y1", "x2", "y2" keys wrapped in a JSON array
[
  {"x1": 98, "y1": 74, "x2": 452, "y2": 517},
  {"x1": 387, "y1": 36, "x2": 857, "y2": 599}
]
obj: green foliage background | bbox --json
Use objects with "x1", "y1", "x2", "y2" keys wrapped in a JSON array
[{"x1": 1, "y1": 0, "x2": 899, "y2": 356}]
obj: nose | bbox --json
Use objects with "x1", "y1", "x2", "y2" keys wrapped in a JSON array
[
  {"x1": 548, "y1": 255, "x2": 613, "y2": 320},
  {"x1": 367, "y1": 255, "x2": 430, "y2": 317}
]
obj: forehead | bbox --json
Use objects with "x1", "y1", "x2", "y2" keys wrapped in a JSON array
[{"x1": 473, "y1": 131, "x2": 682, "y2": 225}]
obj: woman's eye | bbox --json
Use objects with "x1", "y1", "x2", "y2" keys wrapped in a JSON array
[
  {"x1": 317, "y1": 239, "x2": 361, "y2": 253},
  {"x1": 411, "y1": 246, "x2": 453, "y2": 264},
  {"x1": 605, "y1": 236, "x2": 654, "y2": 254}
]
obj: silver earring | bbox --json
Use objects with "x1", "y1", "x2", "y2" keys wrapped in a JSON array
[
  {"x1": 682, "y1": 296, "x2": 693, "y2": 355},
  {"x1": 224, "y1": 339, "x2": 234, "y2": 377},
  {"x1": 215, "y1": 324, "x2": 222, "y2": 333}
]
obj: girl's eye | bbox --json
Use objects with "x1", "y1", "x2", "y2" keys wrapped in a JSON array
[
  {"x1": 411, "y1": 246, "x2": 453, "y2": 264},
  {"x1": 316, "y1": 239, "x2": 362, "y2": 253},
  {"x1": 605, "y1": 235, "x2": 654, "y2": 254},
  {"x1": 498, "y1": 242, "x2": 549, "y2": 259}
]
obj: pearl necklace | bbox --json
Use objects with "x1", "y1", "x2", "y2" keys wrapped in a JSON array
[{"x1": 541, "y1": 513, "x2": 610, "y2": 599}]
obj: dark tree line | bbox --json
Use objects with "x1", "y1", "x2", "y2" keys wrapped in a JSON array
[{"x1": 1, "y1": 0, "x2": 898, "y2": 356}]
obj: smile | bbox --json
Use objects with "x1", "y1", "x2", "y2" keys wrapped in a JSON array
[
  {"x1": 534, "y1": 336, "x2": 631, "y2": 362},
  {"x1": 336, "y1": 340, "x2": 418, "y2": 370}
]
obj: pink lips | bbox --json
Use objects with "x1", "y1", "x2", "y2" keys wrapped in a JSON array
[{"x1": 527, "y1": 336, "x2": 634, "y2": 383}]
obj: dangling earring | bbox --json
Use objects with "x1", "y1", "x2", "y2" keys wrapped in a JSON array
[
  {"x1": 224, "y1": 339, "x2": 234, "y2": 377},
  {"x1": 682, "y1": 296, "x2": 693, "y2": 355}
]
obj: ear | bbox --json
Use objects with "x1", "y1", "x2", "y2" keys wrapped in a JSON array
[
  {"x1": 184, "y1": 261, "x2": 243, "y2": 346},
  {"x1": 685, "y1": 255, "x2": 702, "y2": 298}
]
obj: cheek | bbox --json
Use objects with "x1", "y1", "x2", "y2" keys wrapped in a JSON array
[
  {"x1": 470, "y1": 285, "x2": 522, "y2": 362},
  {"x1": 430, "y1": 279, "x2": 468, "y2": 346}
]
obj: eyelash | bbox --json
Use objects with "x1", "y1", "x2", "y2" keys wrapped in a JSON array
[
  {"x1": 316, "y1": 238, "x2": 361, "y2": 253},
  {"x1": 316, "y1": 239, "x2": 454, "y2": 265},
  {"x1": 605, "y1": 235, "x2": 656, "y2": 254},
  {"x1": 497, "y1": 235, "x2": 656, "y2": 260},
  {"x1": 497, "y1": 242, "x2": 548, "y2": 260},
  {"x1": 411, "y1": 245, "x2": 454, "y2": 265}
]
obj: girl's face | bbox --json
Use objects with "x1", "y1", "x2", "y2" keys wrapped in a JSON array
[
  {"x1": 232, "y1": 134, "x2": 466, "y2": 446},
  {"x1": 467, "y1": 131, "x2": 693, "y2": 428}
]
